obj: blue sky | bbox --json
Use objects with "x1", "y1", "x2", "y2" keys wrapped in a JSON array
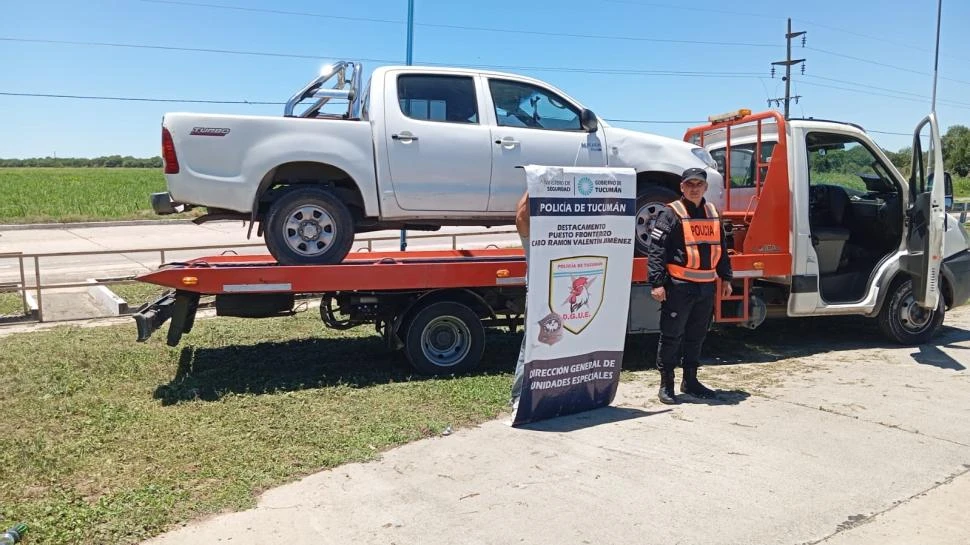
[{"x1": 2, "y1": 0, "x2": 968, "y2": 158}]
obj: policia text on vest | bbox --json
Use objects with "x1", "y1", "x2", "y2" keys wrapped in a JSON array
[{"x1": 646, "y1": 167, "x2": 733, "y2": 405}]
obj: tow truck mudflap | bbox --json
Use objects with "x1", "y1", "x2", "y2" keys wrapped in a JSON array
[{"x1": 134, "y1": 290, "x2": 200, "y2": 347}]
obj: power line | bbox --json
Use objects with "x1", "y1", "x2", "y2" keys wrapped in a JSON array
[
  {"x1": 603, "y1": 0, "x2": 970, "y2": 65},
  {"x1": 0, "y1": 91, "x2": 928, "y2": 138},
  {"x1": 0, "y1": 90, "x2": 701, "y2": 124},
  {"x1": 0, "y1": 36, "x2": 763, "y2": 78},
  {"x1": 139, "y1": 0, "x2": 777, "y2": 48},
  {"x1": 796, "y1": 80, "x2": 970, "y2": 111},
  {"x1": 807, "y1": 46, "x2": 970, "y2": 86},
  {"x1": 0, "y1": 91, "x2": 283, "y2": 104},
  {"x1": 804, "y1": 74, "x2": 970, "y2": 108}
]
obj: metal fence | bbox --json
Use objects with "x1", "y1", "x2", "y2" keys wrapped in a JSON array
[{"x1": 0, "y1": 228, "x2": 520, "y2": 324}]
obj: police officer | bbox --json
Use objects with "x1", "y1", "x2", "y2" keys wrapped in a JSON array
[{"x1": 646, "y1": 167, "x2": 733, "y2": 404}]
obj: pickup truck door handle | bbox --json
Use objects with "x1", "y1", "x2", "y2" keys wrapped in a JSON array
[
  {"x1": 495, "y1": 137, "x2": 520, "y2": 148},
  {"x1": 391, "y1": 132, "x2": 418, "y2": 142}
]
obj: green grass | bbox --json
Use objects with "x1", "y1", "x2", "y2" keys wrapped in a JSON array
[
  {"x1": 0, "y1": 292, "x2": 27, "y2": 316},
  {"x1": 107, "y1": 282, "x2": 170, "y2": 309},
  {"x1": 0, "y1": 168, "x2": 201, "y2": 224},
  {"x1": 0, "y1": 313, "x2": 523, "y2": 544}
]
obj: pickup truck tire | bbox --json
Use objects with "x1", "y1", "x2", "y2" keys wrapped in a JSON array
[
  {"x1": 404, "y1": 301, "x2": 485, "y2": 376},
  {"x1": 877, "y1": 277, "x2": 945, "y2": 345},
  {"x1": 635, "y1": 186, "x2": 678, "y2": 256},
  {"x1": 263, "y1": 187, "x2": 355, "y2": 266}
]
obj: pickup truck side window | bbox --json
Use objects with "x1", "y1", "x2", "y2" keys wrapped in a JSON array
[
  {"x1": 397, "y1": 75, "x2": 479, "y2": 124},
  {"x1": 488, "y1": 79, "x2": 582, "y2": 131}
]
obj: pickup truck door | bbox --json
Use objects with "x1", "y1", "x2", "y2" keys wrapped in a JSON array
[
  {"x1": 484, "y1": 78, "x2": 606, "y2": 213},
  {"x1": 383, "y1": 71, "x2": 492, "y2": 211},
  {"x1": 900, "y1": 113, "x2": 947, "y2": 309}
]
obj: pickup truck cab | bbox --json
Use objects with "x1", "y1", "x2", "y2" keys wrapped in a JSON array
[{"x1": 155, "y1": 61, "x2": 721, "y2": 265}]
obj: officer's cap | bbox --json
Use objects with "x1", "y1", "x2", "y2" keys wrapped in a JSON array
[{"x1": 681, "y1": 167, "x2": 707, "y2": 184}]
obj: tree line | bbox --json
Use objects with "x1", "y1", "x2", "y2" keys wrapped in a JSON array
[{"x1": 0, "y1": 156, "x2": 163, "y2": 168}]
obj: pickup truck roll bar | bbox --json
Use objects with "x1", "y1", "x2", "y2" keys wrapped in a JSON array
[{"x1": 284, "y1": 61, "x2": 362, "y2": 119}]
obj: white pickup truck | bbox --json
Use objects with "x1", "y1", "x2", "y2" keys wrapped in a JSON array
[{"x1": 154, "y1": 61, "x2": 722, "y2": 265}]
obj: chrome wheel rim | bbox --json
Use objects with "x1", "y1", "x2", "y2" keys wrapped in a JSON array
[{"x1": 284, "y1": 205, "x2": 335, "y2": 256}]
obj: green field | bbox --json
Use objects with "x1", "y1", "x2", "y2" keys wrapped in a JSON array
[
  {"x1": 0, "y1": 168, "x2": 200, "y2": 224},
  {"x1": 0, "y1": 167, "x2": 967, "y2": 225}
]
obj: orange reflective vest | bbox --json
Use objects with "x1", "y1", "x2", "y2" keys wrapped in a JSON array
[{"x1": 666, "y1": 200, "x2": 722, "y2": 283}]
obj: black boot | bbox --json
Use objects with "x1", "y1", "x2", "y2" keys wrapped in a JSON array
[
  {"x1": 681, "y1": 367, "x2": 716, "y2": 399},
  {"x1": 658, "y1": 369, "x2": 677, "y2": 404}
]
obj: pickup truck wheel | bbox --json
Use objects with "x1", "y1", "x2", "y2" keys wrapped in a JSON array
[
  {"x1": 635, "y1": 186, "x2": 678, "y2": 256},
  {"x1": 404, "y1": 301, "x2": 485, "y2": 376},
  {"x1": 877, "y1": 277, "x2": 945, "y2": 345},
  {"x1": 264, "y1": 187, "x2": 355, "y2": 265}
]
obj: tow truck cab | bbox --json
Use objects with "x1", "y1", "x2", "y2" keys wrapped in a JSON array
[{"x1": 685, "y1": 109, "x2": 970, "y2": 343}]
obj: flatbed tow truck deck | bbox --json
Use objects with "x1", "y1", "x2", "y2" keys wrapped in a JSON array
[{"x1": 132, "y1": 248, "x2": 766, "y2": 376}]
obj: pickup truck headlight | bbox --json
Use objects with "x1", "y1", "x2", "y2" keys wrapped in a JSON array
[{"x1": 691, "y1": 147, "x2": 718, "y2": 169}]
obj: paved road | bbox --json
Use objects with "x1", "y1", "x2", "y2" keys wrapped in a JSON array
[
  {"x1": 0, "y1": 221, "x2": 521, "y2": 286},
  {"x1": 139, "y1": 306, "x2": 970, "y2": 545}
]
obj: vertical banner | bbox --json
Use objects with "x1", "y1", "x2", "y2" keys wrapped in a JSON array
[{"x1": 512, "y1": 165, "x2": 637, "y2": 427}]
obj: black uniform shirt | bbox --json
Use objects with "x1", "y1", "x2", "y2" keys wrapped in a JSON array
[{"x1": 646, "y1": 197, "x2": 733, "y2": 289}]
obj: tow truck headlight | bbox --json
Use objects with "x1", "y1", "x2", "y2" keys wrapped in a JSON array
[{"x1": 692, "y1": 147, "x2": 717, "y2": 169}]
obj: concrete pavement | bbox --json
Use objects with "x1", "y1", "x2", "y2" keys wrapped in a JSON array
[
  {"x1": 142, "y1": 307, "x2": 970, "y2": 545},
  {"x1": 0, "y1": 221, "x2": 521, "y2": 285}
]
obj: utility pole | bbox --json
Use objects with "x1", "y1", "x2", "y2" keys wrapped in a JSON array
[
  {"x1": 400, "y1": 0, "x2": 415, "y2": 252},
  {"x1": 769, "y1": 18, "x2": 806, "y2": 119}
]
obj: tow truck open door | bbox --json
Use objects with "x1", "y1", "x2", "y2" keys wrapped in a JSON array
[{"x1": 900, "y1": 113, "x2": 947, "y2": 310}]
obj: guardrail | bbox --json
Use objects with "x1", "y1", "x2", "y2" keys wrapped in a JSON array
[{"x1": 0, "y1": 228, "x2": 520, "y2": 324}]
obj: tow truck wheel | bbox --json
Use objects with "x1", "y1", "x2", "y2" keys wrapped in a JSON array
[
  {"x1": 404, "y1": 301, "x2": 485, "y2": 376},
  {"x1": 635, "y1": 186, "x2": 678, "y2": 256},
  {"x1": 264, "y1": 187, "x2": 355, "y2": 265},
  {"x1": 877, "y1": 277, "x2": 945, "y2": 345}
]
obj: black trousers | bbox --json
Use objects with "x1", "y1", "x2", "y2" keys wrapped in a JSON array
[{"x1": 656, "y1": 281, "x2": 715, "y2": 373}]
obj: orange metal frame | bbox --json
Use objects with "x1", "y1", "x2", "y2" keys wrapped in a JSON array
[
  {"x1": 683, "y1": 110, "x2": 794, "y2": 323},
  {"x1": 139, "y1": 249, "x2": 649, "y2": 294}
]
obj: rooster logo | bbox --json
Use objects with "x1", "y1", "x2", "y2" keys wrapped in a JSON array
[
  {"x1": 562, "y1": 275, "x2": 597, "y2": 313},
  {"x1": 549, "y1": 256, "x2": 607, "y2": 335}
]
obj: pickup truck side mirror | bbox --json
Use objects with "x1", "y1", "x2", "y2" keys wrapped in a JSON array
[{"x1": 580, "y1": 109, "x2": 599, "y2": 132}]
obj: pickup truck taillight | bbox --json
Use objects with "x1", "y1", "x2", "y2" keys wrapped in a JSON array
[{"x1": 161, "y1": 127, "x2": 180, "y2": 174}]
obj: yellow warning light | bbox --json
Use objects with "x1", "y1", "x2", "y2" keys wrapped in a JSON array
[
  {"x1": 181, "y1": 276, "x2": 199, "y2": 286},
  {"x1": 708, "y1": 108, "x2": 752, "y2": 123},
  {"x1": 753, "y1": 262, "x2": 765, "y2": 270},
  {"x1": 496, "y1": 269, "x2": 510, "y2": 278}
]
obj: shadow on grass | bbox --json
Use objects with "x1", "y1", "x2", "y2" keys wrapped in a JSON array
[
  {"x1": 153, "y1": 331, "x2": 527, "y2": 405},
  {"x1": 154, "y1": 315, "x2": 969, "y2": 405}
]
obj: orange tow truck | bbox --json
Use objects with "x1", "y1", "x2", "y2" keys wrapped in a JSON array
[{"x1": 134, "y1": 109, "x2": 970, "y2": 375}]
